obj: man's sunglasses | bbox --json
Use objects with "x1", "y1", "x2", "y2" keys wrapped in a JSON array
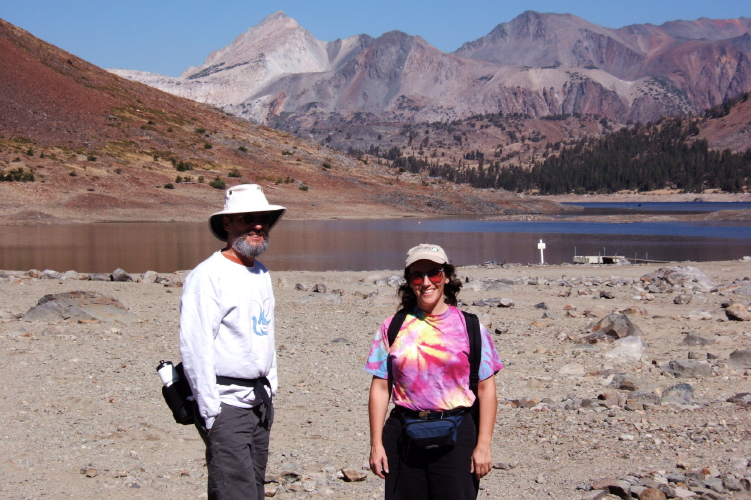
[
  {"x1": 238, "y1": 213, "x2": 273, "y2": 225},
  {"x1": 408, "y1": 268, "x2": 444, "y2": 286}
]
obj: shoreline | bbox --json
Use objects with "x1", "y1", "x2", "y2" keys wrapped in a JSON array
[{"x1": 2, "y1": 192, "x2": 750, "y2": 226}]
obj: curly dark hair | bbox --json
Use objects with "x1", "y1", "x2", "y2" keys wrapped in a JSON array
[{"x1": 397, "y1": 263, "x2": 463, "y2": 312}]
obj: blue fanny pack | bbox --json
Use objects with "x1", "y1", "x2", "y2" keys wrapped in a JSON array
[{"x1": 400, "y1": 411, "x2": 464, "y2": 450}]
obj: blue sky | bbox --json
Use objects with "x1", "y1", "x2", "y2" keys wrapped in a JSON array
[{"x1": 3, "y1": 0, "x2": 749, "y2": 77}]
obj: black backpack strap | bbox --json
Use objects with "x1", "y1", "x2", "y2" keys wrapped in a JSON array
[
  {"x1": 462, "y1": 311, "x2": 481, "y2": 397},
  {"x1": 462, "y1": 311, "x2": 482, "y2": 433},
  {"x1": 388, "y1": 310, "x2": 409, "y2": 347},
  {"x1": 386, "y1": 310, "x2": 409, "y2": 394}
]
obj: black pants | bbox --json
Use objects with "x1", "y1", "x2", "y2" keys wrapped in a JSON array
[
  {"x1": 196, "y1": 402, "x2": 274, "y2": 500},
  {"x1": 382, "y1": 409, "x2": 480, "y2": 500}
]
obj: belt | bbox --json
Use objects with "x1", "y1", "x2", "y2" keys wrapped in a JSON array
[
  {"x1": 215, "y1": 376, "x2": 272, "y2": 424},
  {"x1": 394, "y1": 406, "x2": 466, "y2": 420}
]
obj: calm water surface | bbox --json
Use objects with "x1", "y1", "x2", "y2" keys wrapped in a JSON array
[{"x1": 2, "y1": 214, "x2": 751, "y2": 272}]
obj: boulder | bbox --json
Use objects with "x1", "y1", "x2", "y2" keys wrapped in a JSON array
[
  {"x1": 586, "y1": 313, "x2": 643, "y2": 343},
  {"x1": 728, "y1": 349, "x2": 751, "y2": 371},
  {"x1": 725, "y1": 303, "x2": 751, "y2": 321},
  {"x1": 603, "y1": 336, "x2": 644, "y2": 363},
  {"x1": 22, "y1": 291, "x2": 135, "y2": 323},
  {"x1": 664, "y1": 359, "x2": 711, "y2": 378}
]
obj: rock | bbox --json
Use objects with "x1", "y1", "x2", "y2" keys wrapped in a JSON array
[
  {"x1": 111, "y1": 268, "x2": 134, "y2": 282},
  {"x1": 665, "y1": 359, "x2": 711, "y2": 378},
  {"x1": 498, "y1": 298, "x2": 515, "y2": 308},
  {"x1": 728, "y1": 349, "x2": 751, "y2": 371},
  {"x1": 89, "y1": 273, "x2": 112, "y2": 281},
  {"x1": 587, "y1": 313, "x2": 643, "y2": 343},
  {"x1": 725, "y1": 303, "x2": 751, "y2": 321},
  {"x1": 340, "y1": 468, "x2": 366, "y2": 482},
  {"x1": 140, "y1": 270, "x2": 158, "y2": 283},
  {"x1": 295, "y1": 283, "x2": 309, "y2": 291},
  {"x1": 81, "y1": 467, "x2": 99, "y2": 477},
  {"x1": 603, "y1": 336, "x2": 644, "y2": 363},
  {"x1": 641, "y1": 266, "x2": 715, "y2": 293},
  {"x1": 638, "y1": 487, "x2": 667, "y2": 500},
  {"x1": 674, "y1": 294, "x2": 692, "y2": 305},
  {"x1": 486, "y1": 281, "x2": 513, "y2": 292},
  {"x1": 22, "y1": 291, "x2": 135, "y2": 323},
  {"x1": 61, "y1": 270, "x2": 81, "y2": 280},
  {"x1": 661, "y1": 383, "x2": 695, "y2": 404},
  {"x1": 608, "y1": 374, "x2": 643, "y2": 391},
  {"x1": 559, "y1": 363, "x2": 586, "y2": 376},
  {"x1": 727, "y1": 393, "x2": 751, "y2": 403},
  {"x1": 313, "y1": 283, "x2": 327, "y2": 293},
  {"x1": 682, "y1": 332, "x2": 714, "y2": 346},
  {"x1": 591, "y1": 478, "x2": 631, "y2": 498}
]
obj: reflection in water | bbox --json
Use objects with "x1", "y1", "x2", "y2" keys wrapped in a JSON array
[{"x1": 0, "y1": 219, "x2": 750, "y2": 273}]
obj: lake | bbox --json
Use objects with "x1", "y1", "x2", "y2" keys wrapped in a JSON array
[{"x1": 2, "y1": 203, "x2": 751, "y2": 272}]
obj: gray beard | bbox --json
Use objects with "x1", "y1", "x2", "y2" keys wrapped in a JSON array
[{"x1": 232, "y1": 233, "x2": 268, "y2": 259}]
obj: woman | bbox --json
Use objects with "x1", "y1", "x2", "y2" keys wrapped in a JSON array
[{"x1": 365, "y1": 244, "x2": 504, "y2": 499}]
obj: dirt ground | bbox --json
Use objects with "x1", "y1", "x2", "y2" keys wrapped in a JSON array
[{"x1": 2, "y1": 259, "x2": 750, "y2": 499}]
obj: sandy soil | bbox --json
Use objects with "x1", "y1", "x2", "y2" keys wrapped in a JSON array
[{"x1": 1, "y1": 260, "x2": 751, "y2": 499}]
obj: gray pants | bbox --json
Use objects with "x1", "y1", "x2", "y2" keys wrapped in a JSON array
[{"x1": 197, "y1": 401, "x2": 274, "y2": 500}]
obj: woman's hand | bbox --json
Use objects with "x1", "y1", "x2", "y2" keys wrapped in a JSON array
[
  {"x1": 369, "y1": 444, "x2": 389, "y2": 479},
  {"x1": 470, "y1": 443, "x2": 492, "y2": 478},
  {"x1": 368, "y1": 377, "x2": 391, "y2": 479},
  {"x1": 471, "y1": 376, "x2": 498, "y2": 479}
]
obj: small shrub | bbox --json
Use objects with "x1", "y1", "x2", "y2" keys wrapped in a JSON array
[
  {"x1": 173, "y1": 159, "x2": 192, "y2": 172},
  {"x1": 322, "y1": 162, "x2": 332, "y2": 169},
  {"x1": 204, "y1": 143, "x2": 212, "y2": 149},
  {"x1": 209, "y1": 177, "x2": 226, "y2": 190},
  {"x1": 87, "y1": 155, "x2": 97, "y2": 161},
  {"x1": 69, "y1": 171, "x2": 77, "y2": 177},
  {"x1": 114, "y1": 168, "x2": 122, "y2": 174},
  {"x1": 281, "y1": 150, "x2": 293, "y2": 156},
  {"x1": 26, "y1": 148, "x2": 34, "y2": 156},
  {"x1": 228, "y1": 168, "x2": 241, "y2": 178},
  {"x1": 298, "y1": 184, "x2": 309, "y2": 191},
  {"x1": 238, "y1": 146, "x2": 248, "y2": 152},
  {"x1": 198, "y1": 176, "x2": 205, "y2": 183},
  {"x1": 164, "y1": 183, "x2": 175, "y2": 189},
  {"x1": 0, "y1": 167, "x2": 35, "y2": 182},
  {"x1": 195, "y1": 127, "x2": 207, "y2": 134}
]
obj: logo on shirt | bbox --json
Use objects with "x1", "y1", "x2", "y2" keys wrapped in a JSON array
[{"x1": 252, "y1": 298, "x2": 272, "y2": 336}]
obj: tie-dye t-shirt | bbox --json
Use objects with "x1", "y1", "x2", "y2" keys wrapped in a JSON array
[{"x1": 364, "y1": 306, "x2": 504, "y2": 412}]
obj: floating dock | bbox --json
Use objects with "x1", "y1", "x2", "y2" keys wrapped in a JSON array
[{"x1": 573, "y1": 255, "x2": 626, "y2": 264}]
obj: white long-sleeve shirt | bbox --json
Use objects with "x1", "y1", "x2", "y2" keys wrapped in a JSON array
[{"x1": 179, "y1": 251, "x2": 277, "y2": 429}]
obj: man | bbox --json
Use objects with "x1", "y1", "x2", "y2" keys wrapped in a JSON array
[{"x1": 180, "y1": 184, "x2": 286, "y2": 500}]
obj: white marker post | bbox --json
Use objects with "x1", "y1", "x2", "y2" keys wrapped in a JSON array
[{"x1": 538, "y1": 239, "x2": 546, "y2": 264}]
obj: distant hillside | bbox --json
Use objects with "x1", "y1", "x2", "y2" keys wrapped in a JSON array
[{"x1": 0, "y1": 18, "x2": 562, "y2": 224}]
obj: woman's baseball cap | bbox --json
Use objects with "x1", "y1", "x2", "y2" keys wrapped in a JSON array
[
  {"x1": 209, "y1": 184, "x2": 286, "y2": 241},
  {"x1": 405, "y1": 244, "x2": 449, "y2": 268}
]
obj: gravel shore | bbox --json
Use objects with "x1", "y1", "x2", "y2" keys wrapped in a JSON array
[{"x1": 2, "y1": 260, "x2": 751, "y2": 499}]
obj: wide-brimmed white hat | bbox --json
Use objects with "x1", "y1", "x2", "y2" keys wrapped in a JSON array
[
  {"x1": 405, "y1": 243, "x2": 449, "y2": 268},
  {"x1": 208, "y1": 184, "x2": 286, "y2": 241}
]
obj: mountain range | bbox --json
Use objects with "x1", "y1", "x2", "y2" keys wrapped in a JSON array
[
  {"x1": 0, "y1": 17, "x2": 560, "y2": 224},
  {"x1": 111, "y1": 11, "x2": 751, "y2": 127}
]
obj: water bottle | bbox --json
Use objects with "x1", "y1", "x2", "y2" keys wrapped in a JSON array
[
  {"x1": 156, "y1": 360, "x2": 194, "y2": 425},
  {"x1": 157, "y1": 360, "x2": 179, "y2": 387}
]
